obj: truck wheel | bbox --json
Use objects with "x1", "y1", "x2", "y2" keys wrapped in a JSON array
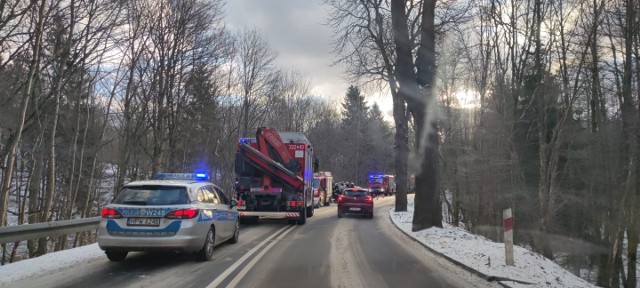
[
  {"x1": 197, "y1": 227, "x2": 215, "y2": 261},
  {"x1": 297, "y1": 209, "x2": 306, "y2": 225},
  {"x1": 106, "y1": 250, "x2": 127, "y2": 262}
]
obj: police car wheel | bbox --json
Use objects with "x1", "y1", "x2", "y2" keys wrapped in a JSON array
[
  {"x1": 106, "y1": 250, "x2": 127, "y2": 262},
  {"x1": 197, "y1": 227, "x2": 215, "y2": 261},
  {"x1": 228, "y1": 221, "x2": 239, "y2": 244}
]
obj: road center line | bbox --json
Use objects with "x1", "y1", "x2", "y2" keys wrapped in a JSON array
[
  {"x1": 226, "y1": 224, "x2": 297, "y2": 288},
  {"x1": 206, "y1": 225, "x2": 292, "y2": 288}
]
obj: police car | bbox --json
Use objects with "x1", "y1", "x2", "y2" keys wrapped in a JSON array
[{"x1": 97, "y1": 173, "x2": 239, "y2": 262}]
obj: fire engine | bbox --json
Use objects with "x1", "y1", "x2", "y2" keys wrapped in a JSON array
[
  {"x1": 313, "y1": 171, "x2": 333, "y2": 207},
  {"x1": 367, "y1": 174, "x2": 395, "y2": 196},
  {"x1": 234, "y1": 127, "x2": 316, "y2": 225}
]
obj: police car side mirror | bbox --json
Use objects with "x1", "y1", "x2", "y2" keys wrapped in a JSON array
[{"x1": 230, "y1": 199, "x2": 238, "y2": 208}]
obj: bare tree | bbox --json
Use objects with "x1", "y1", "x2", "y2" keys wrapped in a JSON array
[
  {"x1": 236, "y1": 29, "x2": 278, "y2": 138},
  {"x1": 0, "y1": 0, "x2": 47, "y2": 228}
]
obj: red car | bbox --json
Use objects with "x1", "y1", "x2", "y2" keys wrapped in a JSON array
[{"x1": 337, "y1": 187, "x2": 374, "y2": 218}]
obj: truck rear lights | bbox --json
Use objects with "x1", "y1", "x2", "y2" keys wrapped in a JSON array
[
  {"x1": 289, "y1": 201, "x2": 303, "y2": 207},
  {"x1": 101, "y1": 208, "x2": 122, "y2": 218},
  {"x1": 165, "y1": 208, "x2": 199, "y2": 219}
]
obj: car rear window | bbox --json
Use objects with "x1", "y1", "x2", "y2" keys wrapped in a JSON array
[
  {"x1": 344, "y1": 190, "x2": 368, "y2": 197},
  {"x1": 114, "y1": 186, "x2": 190, "y2": 205}
]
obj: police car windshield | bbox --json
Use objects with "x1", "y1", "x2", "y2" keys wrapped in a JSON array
[{"x1": 114, "y1": 186, "x2": 189, "y2": 206}]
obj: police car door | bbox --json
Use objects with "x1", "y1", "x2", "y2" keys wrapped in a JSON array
[
  {"x1": 212, "y1": 186, "x2": 235, "y2": 239},
  {"x1": 196, "y1": 187, "x2": 218, "y2": 240},
  {"x1": 204, "y1": 185, "x2": 231, "y2": 240}
]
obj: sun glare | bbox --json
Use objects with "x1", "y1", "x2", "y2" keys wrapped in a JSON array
[{"x1": 454, "y1": 90, "x2": 480, "y2": 109}]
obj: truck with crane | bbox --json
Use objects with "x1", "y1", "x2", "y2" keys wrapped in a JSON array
[{"x1": 234, "y1": 127, "x2": 316, "y2": 225}]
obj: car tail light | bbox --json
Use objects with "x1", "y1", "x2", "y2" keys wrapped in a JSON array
[
  {"x1": 365, "y1": 196, "x2": 373, "y2": 203},
  {"x1": 101, "y1": 208, "x2": 122, "y2": 218},
  {"x1": 165, "y1": 208, "x2": 199, "y2": 219},
  {"x1": 337, "y1": 195, "x2": 343, "y2": 203},
  {"x1": 237, "y1": 199, "x2": 244, "y2": 206}
]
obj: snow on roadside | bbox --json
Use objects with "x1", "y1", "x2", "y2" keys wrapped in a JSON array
[
  {"x1": 389, "y1": 198, "x2": 595, "y2": 288},
  {"x1": 0, "y1": 243, "x2": 104, "y2": 286}
]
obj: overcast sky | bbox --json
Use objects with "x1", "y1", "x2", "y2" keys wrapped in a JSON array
[{"x1": 225, "y1": 0, "x2": 393, "y2": 117}]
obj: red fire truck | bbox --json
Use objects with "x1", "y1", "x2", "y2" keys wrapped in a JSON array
[
  {"x1": 234, "y1": 127, "x2": 316, "y2": 225},
  {"x1": 367, "y1": 174, "x2": 395, "y2": 196},
  {"x1": 313, "y1": 171, "x2": 333, "y2": 207}
]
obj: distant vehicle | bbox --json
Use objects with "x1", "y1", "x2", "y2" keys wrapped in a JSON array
[
  {"x1": 313, "y1": 171, "x2": 333, "y2": 207},
  {"x1": 234, "y1": 127, "x2": 316, "y2": 225},
  {"x1": 337, "y1": 187, "x2": 374, "y2": 219},
  {"x1": 367, "y1": 174, "x2": 395, "y2": 196},
  {"x1": 332, "y1": 182, "x2": 344, "y2": 202},
  {"x1": 97, "y1": 173, "x2": 239, "y2": 262}
]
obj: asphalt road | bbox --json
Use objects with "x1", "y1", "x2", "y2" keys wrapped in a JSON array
[{"x1": 8, "y1": 196, "x2": 495, "y2": 288}]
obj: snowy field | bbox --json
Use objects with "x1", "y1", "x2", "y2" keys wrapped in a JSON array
[
  {"x1": 0, "y1": 243, "x2": 105, "y2": 286},
  {"x1": 390, "y1": 198, "x2": 596, "y2": 288}
]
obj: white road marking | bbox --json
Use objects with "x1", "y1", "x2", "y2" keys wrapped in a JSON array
[
  {"x1": 206, "y1": 225, "x2": 292, "y2": 288},
  {"x1": 225, "y1": 225, "x2": 297, "y2": 288}
]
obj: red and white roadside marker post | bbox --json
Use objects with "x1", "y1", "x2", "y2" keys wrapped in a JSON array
[{"x1": 503, "y1": 208, "x2": 514, "y2": 266}]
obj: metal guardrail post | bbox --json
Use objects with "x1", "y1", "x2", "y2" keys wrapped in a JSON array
[{"x1": 0, "y1": 217, "x2": 101, "y2": 244}]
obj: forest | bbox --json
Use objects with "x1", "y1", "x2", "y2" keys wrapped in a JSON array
[
  {"x1": 0, "y1": 0, "x2": 392, "y2": 264},
  {"x1": 1, "y1": 0, "x2": 639, "y2": 286}
]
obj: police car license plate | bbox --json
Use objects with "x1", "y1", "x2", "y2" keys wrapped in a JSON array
[
  {"x1": 349, "y1": 207, "x2": 361, "y2": 211},
  {"x1": 127, "y1": 217, "x2": 160, "y2": 226}
]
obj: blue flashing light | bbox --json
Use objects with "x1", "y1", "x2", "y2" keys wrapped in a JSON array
[
  {"x1": 240, "y1": 138, "x2": 256, "y2": 144},
  {"x1": 153, "y1": 173, "x2": 209, "y2": 181}
]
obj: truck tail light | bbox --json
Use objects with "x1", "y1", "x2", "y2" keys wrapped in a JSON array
[
  {"x1": 165, "y1": 208, "x2": 199, "y2": 219},
  {"x1": 101, "y1": 208, "x2": 122, "y2": 218},
  {"x1": 289, "y1": 201, "x2": 303, "y2": 207}
]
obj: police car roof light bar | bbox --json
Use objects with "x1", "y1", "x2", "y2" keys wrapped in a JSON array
[{"x1": 154, "y1": 173, "x2": 210, "y2": 181}]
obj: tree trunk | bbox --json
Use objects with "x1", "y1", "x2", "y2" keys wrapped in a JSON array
[
  {"x1": 393, "y1": 89, "x2": 409, "y2": 212},
  {"x1": 27, "y1": 147, "x2": 42, "y2": 257},
  {"x1": 413, "y1": 0, "x2": 442, "y2": 230},
  {"x1": 0, "y1": 0, "x2": 47, "y2": 227}
]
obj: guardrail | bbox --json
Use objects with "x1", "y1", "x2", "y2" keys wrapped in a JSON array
[{"x1": 0, "y1": 217, "x2": 101, "y2": 244}]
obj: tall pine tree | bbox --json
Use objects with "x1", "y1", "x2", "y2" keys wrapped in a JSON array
[{"x1": 340, "y1": 86, "x2": 370, "y2": 185}]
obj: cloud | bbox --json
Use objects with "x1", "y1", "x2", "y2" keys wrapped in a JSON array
[
  {"x1": 225, "y1": 0, "x2": 393, "y2": 121},
  {"x1": 225, "y1": 0, "x2": 347, "y2": 99}
]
